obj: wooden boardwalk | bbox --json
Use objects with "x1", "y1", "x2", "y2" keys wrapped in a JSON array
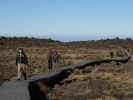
[{"x1": 0, "y1": 56, "x2": 130, "y2": 100}]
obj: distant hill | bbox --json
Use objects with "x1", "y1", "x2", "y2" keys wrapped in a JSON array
[
  {"x1": 0, "y1": 36, "x2": 133, "y2": 49},
  {"x1": 66, "y1": 37, "x2": 133, "y2": 49},
  {"x1": 0, "y1": 36, "x2": 61, "y2": 48}
]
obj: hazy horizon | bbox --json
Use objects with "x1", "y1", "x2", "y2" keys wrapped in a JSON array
[{"x1": 0, "y1": 32, "x2": 133, "y2": 42}]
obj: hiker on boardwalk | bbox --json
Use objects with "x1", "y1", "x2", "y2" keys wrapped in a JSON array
[
  {"x1": 47, "y1": 49, "x2": 54, "y2": 72},
  {"x1": 53, "y1": 50, "x2": 60, "y2": 63},
  {"x1": 16, "y1": 48, "x2": 28, "y2": 80},
  {"x1": 53, "y1": 50, "x2": 64, "y2": 68}
]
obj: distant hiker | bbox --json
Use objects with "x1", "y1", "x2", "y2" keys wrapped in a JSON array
[
  {"x1": 47, "y1": 49, "x2": 53, "y2": 72},
  {"x1": 16, "y1": 48, "x2": 28, "y2": 80},
  {"x1": 53, "y1": 50, "x2": 60, "y2": 63},
  {"x1": 53, "y1": 50, "x2": 64, "y2": 68},
  {"x1": 110, "y1": 51, "x2": 114, "y2": 58}
]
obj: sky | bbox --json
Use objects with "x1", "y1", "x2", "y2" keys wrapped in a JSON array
[{"x1": 0, "y1": 0, "x2": 133, "y2": 41}]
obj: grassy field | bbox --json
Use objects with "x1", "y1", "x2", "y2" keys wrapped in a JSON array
[
  {"x1": 0, "y1": 45, "x2": 110, "y2": 79},
  {"x1": 48, "y1": 57, "x2": 133, "y2": 100},
  {"x1": 0, "y1": 37, "x2": 133, "y2": 100}
]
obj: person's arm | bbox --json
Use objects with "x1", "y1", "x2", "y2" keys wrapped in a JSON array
[
  {"x1": 25, "y1": 55, "x2": 28, "y2": 65},
  {"x1": 16, "y1": 56, "x2": 18, "y2": 65}
]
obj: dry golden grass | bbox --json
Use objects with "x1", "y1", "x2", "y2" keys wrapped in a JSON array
[
  {"x1": 0, "y1": 45, "x2": 109, "y2": 79},
  {"x1": 48, "y1": 58, "x2": 133, "y2": 100}
]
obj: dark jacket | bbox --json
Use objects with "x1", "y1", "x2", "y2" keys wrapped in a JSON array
[
  {"x1": 48, "y1": 54, "x2": 53, "y2": 63},
  {"x1": 16, "y1": 53, "x2": 28, "y2": 65}
]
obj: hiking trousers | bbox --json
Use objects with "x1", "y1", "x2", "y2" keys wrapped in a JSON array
[{"x1": 17, "y1": 63, "x2": 27, "y2": 80}]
